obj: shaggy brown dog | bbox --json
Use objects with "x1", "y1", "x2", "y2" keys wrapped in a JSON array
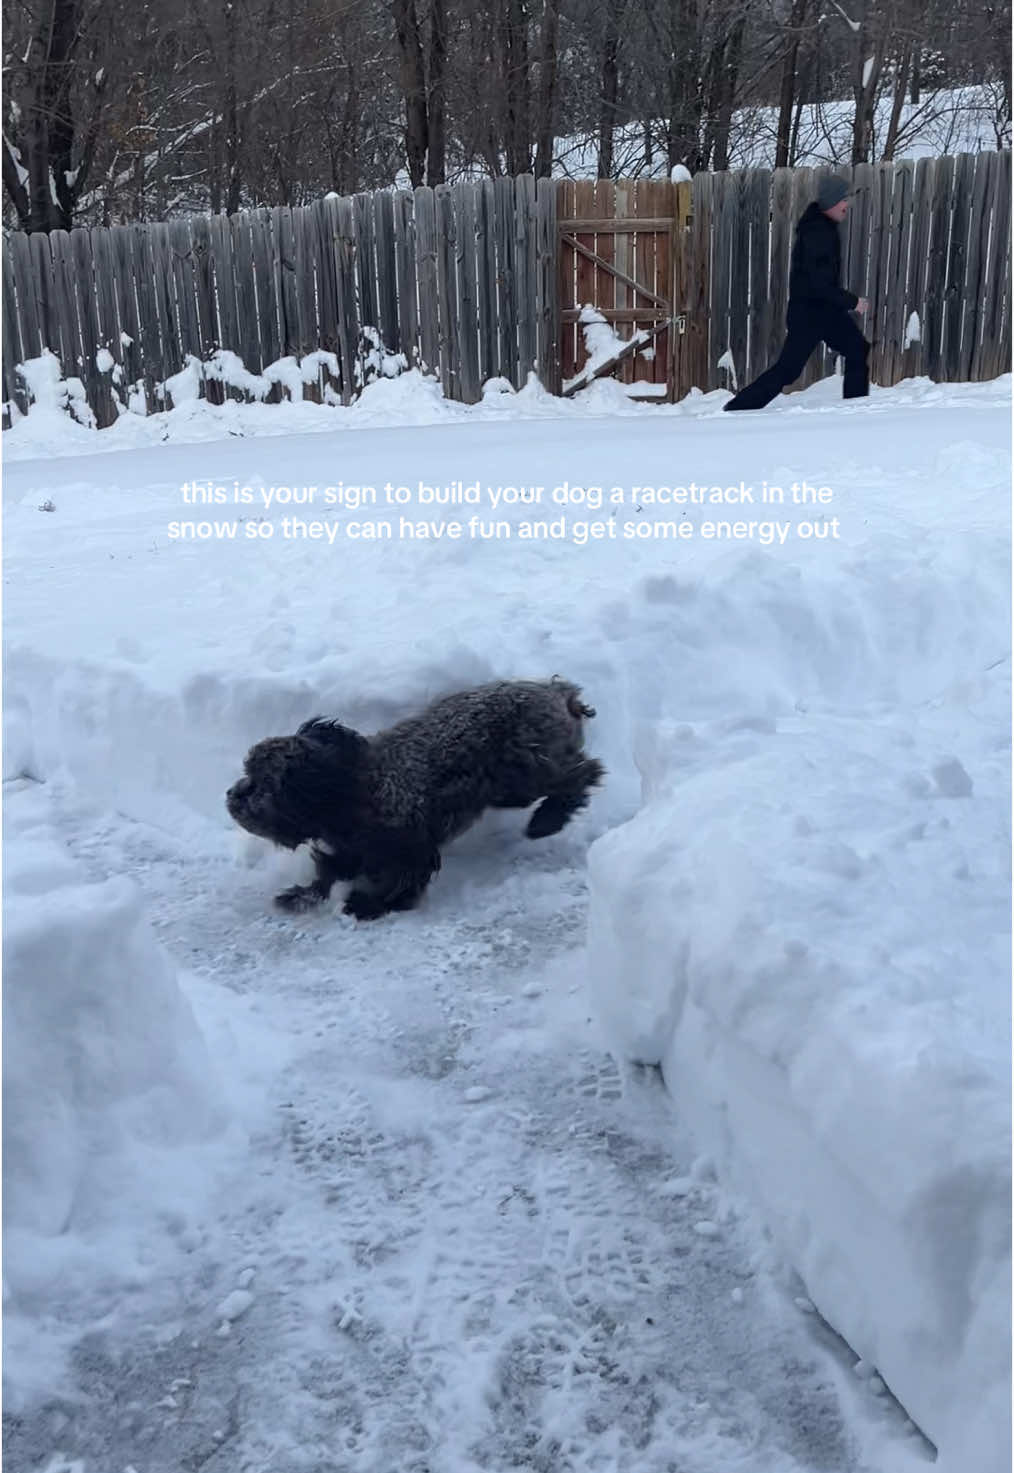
[{"x1": 226, "y1": 678, "x2": 604, "y2": 920}]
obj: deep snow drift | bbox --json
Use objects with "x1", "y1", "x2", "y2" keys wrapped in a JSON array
[
  {"x1": 3, "y1": 364, "x2": 1010, "y2": 1472},
  {"x1": 587, "y1": 709, "x2": 1010, "y2": 1470}
]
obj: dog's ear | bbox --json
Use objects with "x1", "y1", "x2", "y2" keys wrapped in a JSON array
[
  {"x1": 297, "y1": 715, "x2": 338, "y2": 738},
  {"x1": 275, "y1": 721, "x2": 372, "y2": 841},
  {"x1": 297, "y1": 717, "x2": 370, "y2": 765}
]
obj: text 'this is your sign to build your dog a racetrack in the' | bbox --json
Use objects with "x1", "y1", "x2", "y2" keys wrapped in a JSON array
[{"x1": 167, "y1": 476, "x2": 842, "y2": 549}]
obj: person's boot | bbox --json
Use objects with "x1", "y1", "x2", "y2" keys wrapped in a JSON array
[{"x1": 842, "y1": 341, "x2": 871, "y2": 398}]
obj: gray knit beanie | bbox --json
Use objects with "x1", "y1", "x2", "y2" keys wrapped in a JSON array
[{"x1": 817, "y1": 175, "x2": 850, "y2": 211}]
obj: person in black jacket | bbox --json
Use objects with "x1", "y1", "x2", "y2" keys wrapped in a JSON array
[{"x1": 723, "y1": 175, "x2": 870, "y2": 411}]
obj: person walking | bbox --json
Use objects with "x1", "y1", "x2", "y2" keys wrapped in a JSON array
[{"x1": 723, "y1": 175, "x2": 871, "y2": 411}]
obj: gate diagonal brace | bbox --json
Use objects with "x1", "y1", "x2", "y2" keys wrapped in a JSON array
[
  {"x1": 559, "y1": 232, "x2": 671, "y2": 310},
  {"x1": 562, "y1": 316, "x2": 674, "y2": 398}
]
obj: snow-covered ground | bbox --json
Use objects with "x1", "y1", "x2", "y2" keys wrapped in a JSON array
[
  {"x1": 3, "y1": 364, "x2": 1010, "y2": 1473},
  {"x1": 551, "y1": 86, "x2": 1009, "y2": 178},
  {"x1": 395, "y1": 85, "x2": 1008, "y2": 186}
]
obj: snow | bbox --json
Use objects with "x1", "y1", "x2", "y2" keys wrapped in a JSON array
[
  {"x1": 11, "y1": 350, "x2": 98, "y2": 433},
  {"x1": 903, "y1": 311, "x2": 921, "y2": 348},
  {"x1": 3, "y1": 360, "x2": 1010, "y2": 1471},
  {"x1": 152, "y1": 343, "x2": 403, "y2": 415},
  {"x1": 463, "y1": 1084, "x2": 495, "y2": 1103},
  {"x1": 216, "y1": 1289, "x2": 255, "y2": 1322},
  {"x1": 862, "y1": 56, "x2": 876, "y2": 89},
  {"x1": 827, "y1": 1, "x2": 863, "y2": 35},
  {"x1": 16, "y1": 349, "x2": 72, "y2": 414},
  {"x1": 544, "y1": 86, "x2": 1007, "y2": 177},
  {"x1": 6, "y1": 129, "x2": 30, "y2": 186},
  {"x1": 390, "y1": 86, "x2": 1007, "y2": 188},
  {"x1": 3, "y1": 783, "x2": 231, "y2": 1402},
  {"x1": 563, "y1": 305, "x2": 649, "y2": 392},
  {"x1": 717, "y1": 347, "x2": 739, "y2": 389}
]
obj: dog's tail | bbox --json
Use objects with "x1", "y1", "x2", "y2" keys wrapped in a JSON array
[
  {"x1": 550, "y1": 674, "x2": 596, "y2": 721},
  {"x1": 568, "y1": 692, "x2": 596, "y2": 720}
]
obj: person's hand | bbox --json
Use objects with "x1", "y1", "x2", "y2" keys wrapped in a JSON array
[{"x1": 855, "y1": 297, "x2": 870, "y2": 313}]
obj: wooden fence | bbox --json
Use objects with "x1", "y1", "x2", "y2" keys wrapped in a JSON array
[
  {"x1": 2, "y1": 151, "x2": 1009, "y2": 428},
  {"x1": 687, "y1": 150, "x2": 1011, "y2": 397},
  {"x1": 1, "y1": 179, "x2": 558, "y2": 428}
]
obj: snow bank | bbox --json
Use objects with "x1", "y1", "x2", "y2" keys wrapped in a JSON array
[
  {"x1": 3, "y1": 783, "x2": 226, "y2": 1398},
  {"x1": 588, "y1": 684, "x2": 1011, "y2": 1468},
  {"x1": 4, "y1": 789, "x2": 225, "y2": 1230}
]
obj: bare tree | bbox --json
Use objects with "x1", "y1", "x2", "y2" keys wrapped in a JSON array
[
  {"x1": 881, "y1": 39, "x2": 914, "y2": 158},
  {"x1": 427, "y1": 0, "x2": 447, "y2": 183},
  {"x1": 504, "y1": 0, "x2": 532, "y2": 174},
  {"x1": 640, "y1": 0, "x2": 703, "y2": 174},
  {"x1": 4, "y1": 0, "x2": 113, "y2": 231},
  {"x1": 850, "y1": 0, "x2": 887, "y2": 163},
  {"x1": 390, "y1": 0, "x2": 429, "y2": 185},
  {"x1": 596, "y1": 0, "x2": 625, "y2": 177},
  {"x1": 534, "y1": 0, "x2": 561, "y2": 176},
  {"x1": 705, "y1": 9, "x2": 747, "y2": 170},
  {"x1": 3, "y1": 0, "x2": 1008, "y2": 229},
  {"x1": 774, "y1": 0, "x2": 810, "y2": 167}
]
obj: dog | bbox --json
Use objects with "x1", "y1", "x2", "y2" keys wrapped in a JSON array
[{"x1": 226, "y1": 678, "x2": 605, "y2": 920}]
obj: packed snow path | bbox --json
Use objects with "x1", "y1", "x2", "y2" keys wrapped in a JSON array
[{"x1": 6, "y1": 782, "x2": 917, "y2": 1473}]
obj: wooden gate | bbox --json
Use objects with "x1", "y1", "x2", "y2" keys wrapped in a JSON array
[{"x1": 557, "y1": 179, "x2": 691, "y2": 401}]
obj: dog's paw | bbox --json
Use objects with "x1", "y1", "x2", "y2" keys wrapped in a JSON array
[
  {"x1": 274, "y1": 884, "x2": 324, "y2": 914},
  {"x1": 342, "y1": 889, "x2": 390, "y2": 922},
  {"x1": 525, "y1": 798, "x2": 568, "y2": 839}
]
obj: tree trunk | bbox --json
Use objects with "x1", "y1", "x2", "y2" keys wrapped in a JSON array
[
  {"x1": 789, "y1": 53, "x2": 811, "y2": 165},
  {"x1": 710, "y1": 15, "x2": 745, "y2": 173},
  {"x1": 225, "y1": 87, "x2": 243, "y2": 212},
  {"x1": 391, "y1": 0, "x2": 429, "y2": 187},
  {"x1": 504, "y1": 0, "x2": 531, "y2": 175},
  {"x1": 13, "y1": 0, "x2": 84, "y2": 231},
  {"x1": 851, "y1": 1, "x2": 886, "y2": 165},
  {"x1": 775, "y1": 0, "x2": 809, "y2": 169},
  {"x1": 597, "y1": 0, "x2": 624, "y2": 179},
  {"x1": 882, "y1": 43, "x2": 912, "y2": 160},
  {"x1": 663, "y1": 0, "x2": 700, "y2": 175},
  {"x1": 426, "y1": 0, "x2": 446, "y2": 185},
  {"x1": 534, "y1": 0, "x2": 560, "y2": 178}
]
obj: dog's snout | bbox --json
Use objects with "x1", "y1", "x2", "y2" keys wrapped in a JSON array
[{"x1": 227, "y1": 777, "x2": 252, "y2": 804}]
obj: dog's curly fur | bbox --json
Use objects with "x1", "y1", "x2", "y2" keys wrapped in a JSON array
[{"x1": 226, "y1": 678, "x2": 605, "y2": 920}]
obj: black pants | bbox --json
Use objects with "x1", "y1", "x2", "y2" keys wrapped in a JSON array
[{"x1": 723, "y1": 299, "x2": 870, "y2": 411}]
